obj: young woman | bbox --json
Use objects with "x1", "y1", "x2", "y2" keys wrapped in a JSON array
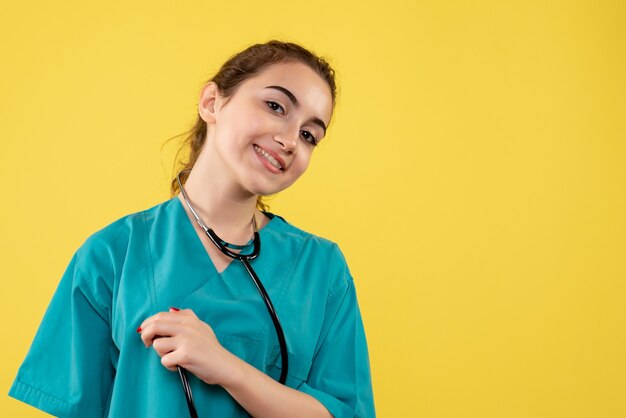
[{"x1": 10, "y1": 41, "x2": 375, "y2": 418}]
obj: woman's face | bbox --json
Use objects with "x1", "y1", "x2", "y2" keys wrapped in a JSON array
[{"x1": 199, "y1": 61, "x2": 334, "y2": 197}]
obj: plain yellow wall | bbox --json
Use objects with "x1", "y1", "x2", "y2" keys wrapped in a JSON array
[{"x1": 2, "y1": 1, "x2": 625, "y2": 417}]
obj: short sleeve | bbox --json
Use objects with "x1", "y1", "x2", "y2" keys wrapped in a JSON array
[
  {"x1": 297, "y1": 247, "x2": 376, "y2": 418},
  {"x1": 8, "y1": 251, "x2": 116, "y2": 417}
]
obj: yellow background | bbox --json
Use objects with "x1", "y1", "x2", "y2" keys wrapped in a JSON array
[{"x1": 1, "y1": 1, "x2": 625, "y2": 416}]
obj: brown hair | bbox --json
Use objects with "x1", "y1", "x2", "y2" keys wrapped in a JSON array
[{"x1": 170, "y1": 40, "x2": 337, "y2": 211}]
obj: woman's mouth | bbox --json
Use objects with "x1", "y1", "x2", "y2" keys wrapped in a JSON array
[{"x1": 253, "y1": 145, "x2": 284, "y2": 171}]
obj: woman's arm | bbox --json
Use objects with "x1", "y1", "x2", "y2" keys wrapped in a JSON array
[
  {"x1": 221, "y1": 350, "x2": 332, "y2": 418},
  {"x1": 139, "y1": 308, "x2": 332, "y2": 418}
]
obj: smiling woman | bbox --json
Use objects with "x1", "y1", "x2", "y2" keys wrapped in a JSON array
[
  {"x1": 173, "y1": 41, "x2": 337, "y2": 212},
  {"x1": 192, "y1": 60, "x2": 333, "y2": 199},
  {"x1": 9, "y1": 40, "x2": 375, "y2": 418}
]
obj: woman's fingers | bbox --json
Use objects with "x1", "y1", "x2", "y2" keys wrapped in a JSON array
[
  {"x1": 152, "y1": 336, "x2": 176, "y2": 356},
  {"x1": 137, "y1": 308, "x2": 230, "y2": 383},
  {"x1": 137, "y1": 308, "x2": 200, "y2": 347},
  {"x1": 138, "y1": 312, "x2": 183, "y2": 347},
  {"x1": 151, "y1": 336, "x2": 192, "y2": 372},
  {"x1": 161, "y1": 346, "x2": 191, "y2": 371}
]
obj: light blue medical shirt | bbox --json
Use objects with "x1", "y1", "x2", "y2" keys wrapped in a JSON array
[{"x1": 9, "y1": 197, "x2": 375, "y2": 417}]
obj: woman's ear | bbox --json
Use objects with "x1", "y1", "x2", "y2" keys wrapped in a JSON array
[{"x1": 198, "y1": 82, "x2": 220, "y2": 123}]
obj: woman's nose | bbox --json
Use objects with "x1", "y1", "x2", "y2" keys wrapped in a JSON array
[{"x1": 273, "y1": 130, "x2": 298, "y2": 154}]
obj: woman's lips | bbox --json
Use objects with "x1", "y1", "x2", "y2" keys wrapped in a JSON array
[{"x1": 254, "y1": 144, "x2": 284, "y2": 172}]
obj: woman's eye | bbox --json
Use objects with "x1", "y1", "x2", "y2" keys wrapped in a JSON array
[
  {"x1": 300, "y1": 130, "x2": 318, "y2": 146},
  {"x1": 266, "y1": 101, "x2": 284, "y2": 114}
]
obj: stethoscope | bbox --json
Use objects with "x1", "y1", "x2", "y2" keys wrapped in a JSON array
[{"x1": 176, "y1": 170, "x2": 289, "y2": 418}]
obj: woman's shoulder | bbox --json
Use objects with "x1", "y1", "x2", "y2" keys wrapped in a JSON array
[
  {"x1": 265, "y1": 212, "x2": 353, "y2": 285},
  {"x1": 265, "y1": 212, "x2": 341, "y2": 252},
  {"x1": 76, "y1": 198, "x2": 176, "y2": 266}
]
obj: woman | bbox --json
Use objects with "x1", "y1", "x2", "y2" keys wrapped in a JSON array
[{"x1": 10, "y1": 41, "x2": 375, "y2": 418}]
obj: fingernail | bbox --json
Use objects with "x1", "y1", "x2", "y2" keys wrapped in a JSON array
[
  {"x1": 169, "y1": 307, "x2": 180, "y2": 312},
  {"x1": 136, "y1": 326, "x2": 142, "y2": 333}
]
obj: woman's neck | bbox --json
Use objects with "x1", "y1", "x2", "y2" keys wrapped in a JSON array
[{"x1": 179, "y1": 162, "x2": 261, "y2": 245}]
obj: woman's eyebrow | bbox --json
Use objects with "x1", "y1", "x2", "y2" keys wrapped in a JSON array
[
  {"x1": 265, "y1": 85, "x2": 299, "y2": 106},
  {"x1": 312, "y1": 118, "x2": 327, "y2": 136},
  {"x1": 265, "y1": 85, "x2": 327, "y2": 135}
]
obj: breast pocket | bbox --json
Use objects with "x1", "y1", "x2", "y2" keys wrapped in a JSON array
[
  {"x1": 265, "y1": 345, "x2": 313, "y2": 389},
  {"x1": 218, "y1": 333, "x2": 264, "y2": 367}
]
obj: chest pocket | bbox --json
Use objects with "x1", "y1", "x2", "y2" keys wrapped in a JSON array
[
  {"x1": 265, "y1": 345, "x2": 313, "y2": 389},
  {"x1": 217, "y1": 333, "x2": 266, "y2": 370},
  {"x1": 212, "y1": 337, "x2": 312, "y2": 391}
]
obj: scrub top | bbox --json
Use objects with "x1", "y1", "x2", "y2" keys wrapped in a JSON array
[{"x1": 9, "y1": 197, "x2": 375, "y2": 417}]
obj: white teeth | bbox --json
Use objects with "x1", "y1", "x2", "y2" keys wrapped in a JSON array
[{"x1": 254, "y1": 145, "x2": 283, "y2": 170}]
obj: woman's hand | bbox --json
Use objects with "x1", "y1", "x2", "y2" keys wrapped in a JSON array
[
  {"x1": 138, "y1": 308, "x2": 242, "y2": 386},
  {"x1": 138, "y1": 308, "x2": 331, "y2": 418}
]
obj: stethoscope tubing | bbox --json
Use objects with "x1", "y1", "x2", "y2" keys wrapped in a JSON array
[
  {"x1": 240, "y1": 256, "x2": 289, "y2": 385},
  {"x1": 175, "y1": 170, "x2": 289, "y2": 417},
  {"x1": 176, "y1": 243, "x2": 289, "y2": 417},
  {"x1": 178, "y1": 366, "x2": 198, "y2": 418},
  {"x1": 204, "y1": 225, "x2": 289, "y2": 385}
]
